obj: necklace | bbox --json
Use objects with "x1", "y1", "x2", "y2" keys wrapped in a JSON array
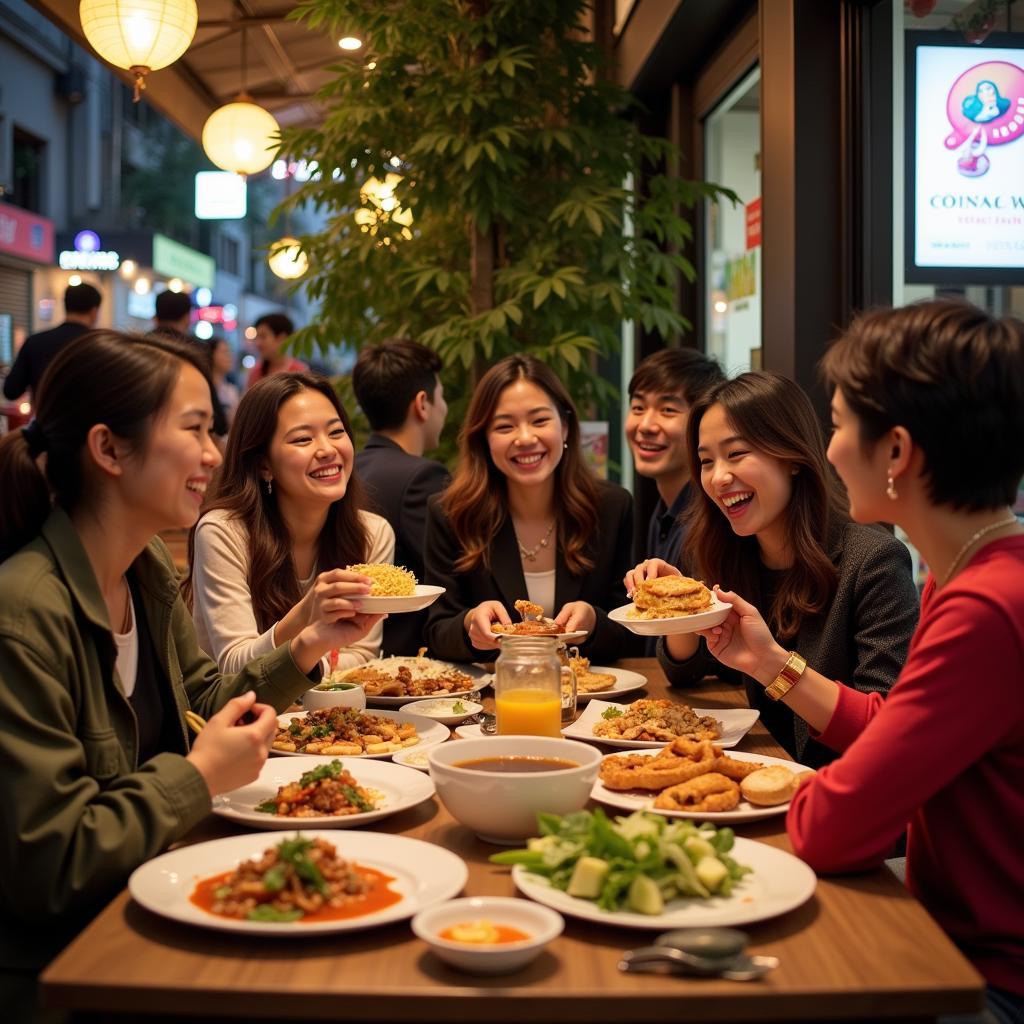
[
  {"x1": 939, "y1": 515, "x2": 1017, "y2": 587},
  {"x1": 517, "y1": 521, "x2": 555, "y2": 563}
]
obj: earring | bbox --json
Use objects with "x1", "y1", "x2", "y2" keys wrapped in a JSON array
[
  {"x1": 563, "y1": 442, "x2": 568, "y2": 450},
  {"x1": 264, "y1": 478, "x2": 273, "y2": 496},
  {"x1": 886, "y1": 472, "x2": 897, "y2": 500}
]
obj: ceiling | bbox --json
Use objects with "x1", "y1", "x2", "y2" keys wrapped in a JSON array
[{"x1": 28, "y1": 1, "x2": 360, "y2": 141}]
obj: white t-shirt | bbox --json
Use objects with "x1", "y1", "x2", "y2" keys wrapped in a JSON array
[
  {"x1": 523, "y1": 569, "x2": 557, "y2": 619},
  {"x1": 113, "y1": 599, "x2": 138, "y2": 697}
]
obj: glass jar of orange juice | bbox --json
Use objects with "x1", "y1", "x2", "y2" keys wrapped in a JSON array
[{"x1": 494, "y1": 637, "x2": 562, "y2": 737}]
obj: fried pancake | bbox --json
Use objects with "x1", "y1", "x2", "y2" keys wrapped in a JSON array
[
  {"x1": 653, "y1": 772, "x2": 740, "y2": 813},
  {"x1": 628, "y1": 575, "x2": 713, "y2": 619}
]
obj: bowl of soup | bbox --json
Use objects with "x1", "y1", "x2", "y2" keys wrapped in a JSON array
[
  {"x1": 411, "y1": 896, "x2": 563, "y2": 974},
  {"x1": 427, "y1": 736, "x2": 601, "y2": 843}
]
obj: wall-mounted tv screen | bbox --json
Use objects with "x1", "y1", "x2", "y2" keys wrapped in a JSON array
[{"x1": 906, "y1": 31, "x2": 1024, "y2": 284}]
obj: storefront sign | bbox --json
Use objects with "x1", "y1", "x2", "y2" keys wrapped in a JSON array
[
  {"x1": 153, "y1": 233, "x2": 215, "y2": 289},
  {"x1": 745, "y1": 198, "x2": 762, "y2": 250},
  {"x1": 58, "y1": 228, "x2": 120, "y2": 271},
  {"x1": 0, "y1": 205, "x2": 55, "y2": 264},
  {"x1": 906, "y1": 32, "x2": 1024, "y2": 283}
]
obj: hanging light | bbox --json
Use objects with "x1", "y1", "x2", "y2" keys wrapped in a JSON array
[
  {"x1": 201, "y1": 25, "x2": 280, "y2": 176},
  {"x1": 268, "y1": 237, "x2": 308, "y2": 280},
  {"x1": 79, "y1": 0, "x2": 198, "y2": 102}
]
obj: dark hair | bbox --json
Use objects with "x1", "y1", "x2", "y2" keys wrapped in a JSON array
[
  {"x1": 0, "y1": 330, "x2": 207, "y2": 562},
  {"x1": 155, "y1": 290, "x2": 192, "y2": 322},
  {"x1": 185, "y1": 372, "x2": 370, "y2": 632},
  {"x1": 628, "y1": 347, "x2": 724, "y2": 406},
  {"x1": 681, "y1": 372, "x2": 849, "y2": 642},
  {"x1": 64, "y1": 283, "x2": 102, "y2": 314},
  {"x1": 441, "y1": 355, "x2": 599, "y2": 575},
  {"x1": 254, "y1": 313, "x2": 294, "y2": 337},
  {"x1": 352, "y1": 338, "x2": 442, "y2": 431},
  {"x1": 821, "y1": 299, "x2": 1024, "y2": 512}
]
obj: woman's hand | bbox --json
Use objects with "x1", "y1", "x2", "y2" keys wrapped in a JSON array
[
  {"x1": 464, "y1": 601, "x2": 509, "y2": 651},
  {"x1": 304, "y1": 568, "x2": 374, "y2": 624},
  {"x1": 554, "y1": 601, "x2": 596, "y2": 634},
  {"x1": 186, "y1": 691, "x2": 278, "y2": 797},
  {"x1": 624, "y1": 557, "x2": 681, "y2": 597},
  {"x1": 696, "y1": 587, "x2": 789, "y2": 685}
]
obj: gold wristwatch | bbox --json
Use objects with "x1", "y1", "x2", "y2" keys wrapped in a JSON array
[{"x1": 764, "y1": 651, "x2": 807, "y2": 701}]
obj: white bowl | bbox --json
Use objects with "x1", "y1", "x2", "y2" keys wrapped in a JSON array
[
  {"x1": 302, "y1": 682, "x2": 367, "y2": 711},
  {"x1": 427, "y1": 736, "x2": 601, "y2": 844},
  {"x1": 411, "y1": 897, "x2": 563, "y2": 974},
  {"x1": 399, "y1": 697, "x2": 483, "y2": 725}
]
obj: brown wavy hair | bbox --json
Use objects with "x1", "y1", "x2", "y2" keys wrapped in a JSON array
[
  {"x1": 184, "y1": 373, "x2": 369, "y2": 632},
  {"x1": 680, "y1": 372, "x2": 849, "y2": 642},
  {"x1": 441, "y1": 355, "x2": 599, "y2": 574}
]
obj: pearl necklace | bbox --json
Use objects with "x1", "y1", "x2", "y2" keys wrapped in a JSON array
[
  {"x1": 517, "y1": 521, "x2": 555, "y2": 562},
  {"x1": 939, "y1": 515, "x2": 1018, "y2": 587}
]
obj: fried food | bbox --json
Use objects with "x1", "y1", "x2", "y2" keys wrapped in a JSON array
[
  {"x1": 514, "y1": 599, "x2": 544, "y2": 620},
  {"x1": 599, "y1": 739, "x2": 718, "y2": 791},
  {"x1": 255, "y1": 759, "x2": 377, "y2": 818},
  {"x1": 713, "y1": 753, "x2": 767, "y2": 781},
  {"x1": 329, "y1": 654, "x2": 476, "y2": 697},
  {"x1": 654, "y1": 772, "x2": 741, "y2": 813},
  {"x1": 272, "y1": 707, "x2": 420, "y2": 755},
  {"x1": 569, "y1": 654, "x2": 617, "y2": 694},
  {"x1": 592, "y1": 698, "x2": 721, "y2": 743},
  {"x1": 346, "y1": 563, "x2": 417, "y2": 596},
  {"x1": 627, "y1": 575, "x2": 713, "y2": 620},
  {"x1": 490, "y1": 598, "x2": 562, "y2": 636},
  {"x1": 740, "y1": 765, "x2": 803, "y2": 806}
]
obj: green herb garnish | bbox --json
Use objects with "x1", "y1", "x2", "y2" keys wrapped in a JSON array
[
  {"x1": 261, "y1": 865, "x2": 287, "y2": 893},
  {"x1": 601, "y1": 707, "x2": 623, "y2": 720},
  {"x1": 277, "y1": 835, "x2": 329, "y2": 895},
  {"x1": 298, "y1": 759, "x2": 346, "y2": 787},
  {"x1": 340, "y1": 784, "x2": 374, "y2": 813},
  {"x1": 247, "y1": 904, "x2": 304, "y2": 923},
  {"x1": 289, "y1": 721, "x2": 303, "y2": 735},
  {"x1": 451, "y1": 701, "x2": 466, "y2": 714},
  {"x1": 255, "y1": 799, "x2": 278, "y2": 814}
]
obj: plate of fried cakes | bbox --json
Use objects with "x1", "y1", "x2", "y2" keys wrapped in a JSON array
[
  {"x1": 568, "y1": 659, "x2": 648, "y2": 703},
  {"x1": 610, "y1": 576, "x2": 732, "y2": 636},
  {"x1": 592, "y1": 742, "x2": 813, "y2": 823}
]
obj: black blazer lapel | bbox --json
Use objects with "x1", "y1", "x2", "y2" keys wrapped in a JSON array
[{"x1": 490, "y1": 517, "x2": 528, "y2": 611}]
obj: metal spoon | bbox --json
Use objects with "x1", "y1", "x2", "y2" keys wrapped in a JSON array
[{"x1": 618, "y1": 946, "x2": 779, "y2": 981}]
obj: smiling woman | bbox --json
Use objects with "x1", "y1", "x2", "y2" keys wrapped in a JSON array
[{"x1": 187, "y1": 373, "x2": 393, "y2": 677}]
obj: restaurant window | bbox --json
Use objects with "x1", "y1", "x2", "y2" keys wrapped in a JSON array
[
  {"x1": 703, "y1": 67, "x2": 762, "y2": 376},
  {"x1": 12, "y1": 126, "x2": 45, "y2": 215}
]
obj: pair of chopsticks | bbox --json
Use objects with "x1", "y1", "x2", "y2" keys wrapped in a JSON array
[{"x1": 184, "y1": 709, "x2": 207, "y2": 736}]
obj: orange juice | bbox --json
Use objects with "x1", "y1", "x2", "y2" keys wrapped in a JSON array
[{"x1": 495, "y1": 688, "x2": 562, "y2": 737}]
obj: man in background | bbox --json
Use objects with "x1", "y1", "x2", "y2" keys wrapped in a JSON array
[
  {"x1": 353, "y1": 338, "x2": 449, "y2": 656},
  {"x1": 151, "y1": 290, "x2": 228, "y2": 439},
  {"x1": 3, "y1": 283, "x2": 101, "y2": 400},
  {"x1": 246, "y1": 313, "x2": 306, "y2": 390}
]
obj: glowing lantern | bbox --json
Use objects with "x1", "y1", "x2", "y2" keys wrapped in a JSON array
[
  {"x1": 79, "y1": 0, "x2": 198, "y2": 101},
  {"x1": 202, "y1": 100, "x2": 280, "y2": 176},
  {"x1": 268, "y1": 237, "x2": 308, "y2": 280}
]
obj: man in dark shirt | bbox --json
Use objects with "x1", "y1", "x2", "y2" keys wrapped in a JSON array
[
  {"x1": 626, "y1": 348, "x2": 724, "y2": 652},
  {"x1": 352, "y1": 339, "x2": 450, "y2": 656},
  {"x1": 3, "y1": 283, "x2": 101, "y2": 400},
  {"x1": 151, "y1": 290, "x2": 228, "y2": 438}
]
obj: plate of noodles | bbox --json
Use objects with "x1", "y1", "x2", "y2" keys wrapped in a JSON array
[{"x1": 346, "y1": 563, "x2": 445, "y2": 613}]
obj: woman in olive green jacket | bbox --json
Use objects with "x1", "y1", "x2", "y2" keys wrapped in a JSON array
[{"x1": 0, "y1": 332, "x2": 382, "y2": 984}]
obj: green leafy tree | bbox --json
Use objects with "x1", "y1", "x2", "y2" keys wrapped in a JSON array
[{"x1": 278, "y1": 0, "x2": 732, "y2": 430}]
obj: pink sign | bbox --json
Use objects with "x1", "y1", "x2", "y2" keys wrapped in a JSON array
[
  {"x1": 943, "y1": 60, "x2": 1024, "y2": 178},
  {"x1": 0, "y1": 204, "x2": 55, "y2": 263}
]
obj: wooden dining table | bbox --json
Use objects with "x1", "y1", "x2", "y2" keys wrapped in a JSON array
[{"x1": 42, "y1": 659, "x2": 984, "y2": 1023}]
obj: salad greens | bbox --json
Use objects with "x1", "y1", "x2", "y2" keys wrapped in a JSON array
[{"x1": 490, "y1": 809, "x2": 751, "y2": 915}]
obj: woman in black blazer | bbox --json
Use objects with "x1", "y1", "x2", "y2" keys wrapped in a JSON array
[{"x1": 424, "y1": 355, "x2": 642, "y2": 664}]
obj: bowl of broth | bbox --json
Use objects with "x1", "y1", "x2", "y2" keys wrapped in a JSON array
[{"x1": 427, "y1": 736, "x2": 601, "y2": 843}]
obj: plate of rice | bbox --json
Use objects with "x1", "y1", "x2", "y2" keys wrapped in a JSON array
[{"x1": 346, "y1": 564, "x2": 445, "y2": 613}]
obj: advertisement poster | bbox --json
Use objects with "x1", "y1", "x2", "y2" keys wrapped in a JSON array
[{"x1": 907, "y1": 34, "x2": 1024, "y2": 282}]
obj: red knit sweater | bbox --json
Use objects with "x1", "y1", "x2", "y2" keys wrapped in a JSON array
[{"x1": 787, "y1": 536, "x2": 1024, "y2": 995}]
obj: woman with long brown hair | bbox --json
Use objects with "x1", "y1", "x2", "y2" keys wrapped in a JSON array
[
  {"x1": 425, "y1": 355, "x2": 640, "y2": 663},
  {"x1": 188, "y1": 372, "x2": 393, "y2": 674},
  {"x1": 626, "y1": 371, "x2": 919, "y2": 766}
]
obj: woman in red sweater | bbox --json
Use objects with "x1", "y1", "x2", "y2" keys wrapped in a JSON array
[{"x1": 697, "y1": 300, "x2": 1024, "y2": 1019}]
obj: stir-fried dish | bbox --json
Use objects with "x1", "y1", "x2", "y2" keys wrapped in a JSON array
[
  {"x1": 256, "y1": 760, "x2": 378, "y2": 818},
  {"x1": 592, "y1": 699, "x2": 721, "y2": 743},
  {"x1": 272, "y1": 708, "x2": 421, "y2": 755},
  {"x1": 191, "y1": 836, "x2": 401, "y2": 923}
]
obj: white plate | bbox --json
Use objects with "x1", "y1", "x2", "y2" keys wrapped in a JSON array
[
  {"x1": 512, "y1": 836, "x2": 815, "y2": 929},
  {"x1": 331, "y1": 658, "x2": 491, "y2": 707},
  {"x1": 213, "y1": 757, "x2": 436, "y2": 830},
  {"x1": 367, "y1": 679, "x2": 489, "y2": 708},
  {"x1": 391, "y1": 747, "x2": 433, "y2": 771},
  {"x1": 608, "y1": 595, "x2": 732, "y2": 636},
  {"x1": 561, "y1": 700, "x2": 759, "y2": 750},
  {"x1": 398, "y1": 697, "x2": 483, "y2": 726},
  {"x1": 591, "y1": 750, "x2": 811, "y2": 823},
  {"x1": 129, "y1": 830, "x2": 467, "y2": 936},
  {"x1": 573, "y1": 666, "x2": 649, "y2": 703},
  {"x1": 354, "y1": 585, "x2": 445, "y2": 614},
  {"x1": 272, "y1": 710, "x2": 450, "y2": 759},
  {"x1": 493, "y1": 629, "x2": 588, "y2": 645}
]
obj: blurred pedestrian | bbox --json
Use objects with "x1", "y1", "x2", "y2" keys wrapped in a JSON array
[{"x1": 246, "y1": 313, "x2": 306, "y2": 390}]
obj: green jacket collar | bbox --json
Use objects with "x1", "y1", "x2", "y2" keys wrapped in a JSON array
[{"x1": 39, "y1": 507, "x2": 180, "y2": 633}]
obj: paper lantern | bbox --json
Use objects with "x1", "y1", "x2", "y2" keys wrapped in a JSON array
[
  {"x1": 201, "y1": 100, "x2": 281, "y2": 176},
  {"x1": 268, "y1": 237, "x2": 308, "y2": 280},
  {"x1": 80, "y1": 0, "x2": 197, "y2": 100}
]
